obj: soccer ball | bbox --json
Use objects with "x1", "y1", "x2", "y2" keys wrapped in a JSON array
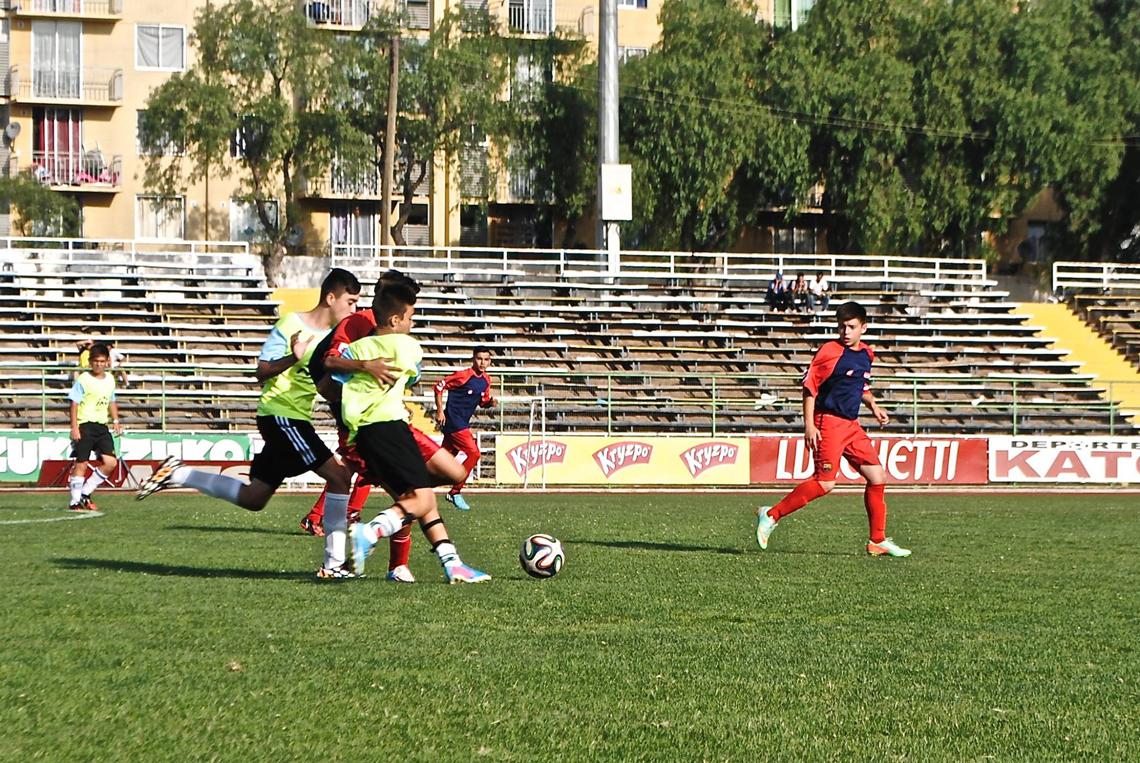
[{"x1": 519, "y1": 534, "x2": 564, "y2": 578}]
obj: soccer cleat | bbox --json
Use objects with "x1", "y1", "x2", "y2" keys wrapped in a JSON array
[
  {"x1": 446, "y1": 493, "x2": 471, "y2": 511},
  {"x1": 385, "y1": 564, "x2": 416, "y2": 583},
  {"x1": 444, "y1": 563, "x2": 491, "y2": 584},
  {"x1": 347, "y1": 509, "x2": 361, "y2": 525},
  {"x1": 755, "y1": 506, "x2": 777, "y2": 550},
  {"x1": 349, "y1": 523, "x2": 375, "y2": 576},
  {"x1": 68, "y1": 502, "x2": 86, "y2": 512},
  {"x1": 81, "y1": 495, "x2": 98, "y2": 512},
  {"x1": 136, "y1": 456, "x2": 183, "y2": 500},
  {"x1": 867, "y1": 538, "x2": 912, "y2": 558},
  {"x1": 316, "y1": 565, "x2": 356, "y2": 580},
  {"x1": 299, "y1": 515, "x2": 325, "y2": 537}
]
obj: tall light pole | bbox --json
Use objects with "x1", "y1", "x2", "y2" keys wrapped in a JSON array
[{"x1": 597, "y1": 0, "x2": 621, "y2": 274}]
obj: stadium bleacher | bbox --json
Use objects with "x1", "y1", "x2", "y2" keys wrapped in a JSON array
[
  {"x1": 1055, "y1": 261, "x2": 1140, "y2": 369},
  {"x1": 0, "y1": 243, "x2": 1134, "y2": 437}
]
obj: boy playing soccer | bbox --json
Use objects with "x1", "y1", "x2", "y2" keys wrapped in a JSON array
[
  {"x1": 67, "y1": 343, "x2": 122, "y2": 511},
  {"x1": 137, "y1": 269, "x2": 362, "y2": 578},
  {"x1": 755, "y1": 301, "x2": 911, "y2": 558},
  {"x1": 300, "y1": 270, "x2": 468, "y2": 582},
  {"x1": 342, "y1": 283, "x2": 490, "y2": 583},
  {"x1": 433, "y1": 347, "x2": 495, "y2": 511}
]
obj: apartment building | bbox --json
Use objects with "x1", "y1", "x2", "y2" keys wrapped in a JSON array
[{"x1": 0, "y1": 1, "x2": 822, "y2": 248}]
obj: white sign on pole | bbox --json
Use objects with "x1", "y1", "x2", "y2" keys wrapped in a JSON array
[{"x1": 600, "y1": 163, "x2": 632, "y2": 221}]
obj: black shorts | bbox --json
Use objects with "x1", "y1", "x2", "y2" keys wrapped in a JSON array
[
  {"x1": 72, "y1": 422, "x2": 115, "y2": 461},
  {"x1": 249, "y1": 415, "x2": 335, "y2": 489},
  {"x1": 354, "y1": 420, "x2": 432, "y2": 498}
]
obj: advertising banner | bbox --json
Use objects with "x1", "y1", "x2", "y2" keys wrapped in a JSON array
[
  {"x1": 989, "y1": 436, "x2": 1140, "y2": 483},
  {"x1": 36, "y1": 460, "x2": 250, "y2": 488},
  {"x1": 496, "y1": 435, "x2": 750, "y2": 485},
  {"x1": 749, "y1": 436, "x2": 989, "y2": 485},
  {"x1": 0, "y1": 431, "x2": 252, "y2": 482}
]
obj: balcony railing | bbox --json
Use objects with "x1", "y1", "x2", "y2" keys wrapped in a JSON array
[
  {"x1": 29, "y1": 150, "x2": 123, "y2": 189},
  {"x1": 509, "y1": 167, "x2": 536, "y2": 201},
  {"x1": 509, "y1": 0, "x2": 553, "y2": 35},
  {"x1": 304, "y1": 0, "x2": 370, "y2": 28},
  {"x1": 7, "y1": 0, "x2": 123, "y2": 16},
  {"x1": 9, "y1": 66, "x2": 123, "y2": 104}
]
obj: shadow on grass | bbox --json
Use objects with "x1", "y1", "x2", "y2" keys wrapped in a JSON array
[
  {"x1": 53, "y1": 557, "x2": 310, "y2": 581},
  {"x1": 163, "y1": 523, "x2": 301, "y2": 537},
  {"x1": 565, "y1": 538, "x2": 852, "y2": 558}
]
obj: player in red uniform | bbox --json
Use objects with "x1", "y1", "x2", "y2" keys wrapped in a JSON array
[
  {"x1": 755, "y1": 301, "x2": 911, "y2": 557},
  {"x1": 300, "y1": 271, "x2": 467, "y2": 582},
  {"x1": 433, "y1": 348, "x2": 495, "y2": 511}
]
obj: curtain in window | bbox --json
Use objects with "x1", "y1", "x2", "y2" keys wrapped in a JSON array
[
  {"x1": 55, "y1": 22, "x2": 81, "y2": 98},
  {"x1": 160, "y1": 27, "x2": 183, "y2": 69},
  {"x1": 137, "y1": 25, "x2": 160, "y2": 68},
  {"x1": 137, "y1": 197, "x2": 184, "y2": 239}
]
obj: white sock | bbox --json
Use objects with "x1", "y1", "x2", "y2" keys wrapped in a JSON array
[
  {"x1": 81, "y1": 469, "x2": 108, "y2": 497},
  {"x1": 433, "y1": 541, "x2": 462, "y2": 569},
  {"x1": 322, "y1": 492, "x2": 350, "y2": 569},
  {"x1": 69, "y1": 476, "x2": 84, "y2": 504},
  {"x1": 176, "y1": 468, "x2": 243, "y2": 505},
  {"x1": 366, "y1": 508, "x2": 405, "y2": 541}
]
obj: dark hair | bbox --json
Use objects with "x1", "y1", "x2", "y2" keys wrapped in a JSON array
[
  {"x1": 378, "y1": 269, "x2": 421, "y2": 294},
  {"x1": 320, "y1": 268, "x2": 362, "y2": 299},
  {"x1": 835, "y1": 301, "x2": 867, "y2": 324},
  {"x1": 88, "y1": 343, "x2": 111, "y2": 360},
  {"x1": 472, "y1": 346, "x2": 491, "y2": 358},
  {"x1": 374, "y1": 282, "x2": 418, "y2": 323}
]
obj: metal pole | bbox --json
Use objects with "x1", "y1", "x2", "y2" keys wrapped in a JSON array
[
  {"x1": 1011, "y1": 379, "x2": 1018, "y2": 437},
  {"x1": 381, "y1": 36, "x2": 400, "y2": 248},
  {"x1": 597, "y1": 0, "x2": 620, "y2": 273},
  {"x1": 606, "y1": 374, "x2": 613, "y2": 435},
  {"x1": 711, "y1": 375, "x2": 717, "y2": 436}
]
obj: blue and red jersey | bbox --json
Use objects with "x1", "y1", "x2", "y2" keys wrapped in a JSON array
[
  {"x1": 802, "y1": 340, "x2": 874, "y2": 420},
  {"x1": 434, "y1": 367, "x2": 493, "y2": 434}
]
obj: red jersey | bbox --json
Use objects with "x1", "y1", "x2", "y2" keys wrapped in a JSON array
[{"x1": 802, "y1": 340, "x2": 874, "y2": 421}]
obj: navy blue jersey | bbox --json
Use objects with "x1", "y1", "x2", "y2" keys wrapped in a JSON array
[
  {"x1": 802, "y1": 340, "x2": 874, "y2": 420},
  {"x1": 434, "y1": 367, "x2": 493, "y2": 434}
]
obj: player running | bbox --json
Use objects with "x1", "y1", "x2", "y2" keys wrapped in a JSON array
[
  {"x1": 67, "y1": 343, "x2": 122, "y2": 511},
  {"x1": 433, "y1": 347, "x2": 495, "y2": 511},
  {"x1": 755, "y1": 301, "x2": 911, "y2": 558}
]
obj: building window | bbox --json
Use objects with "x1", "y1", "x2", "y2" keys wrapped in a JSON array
[
  {"x1": 135, "y1": 195, "x2": 184, "y2": 240},
  {"x1": 618, "y1": 0, "x2": 648, "y2": 8},
  {"x1": 32, "y1": 21, "x2": 81, "y2": 99},
  {"x1": 618, "y1": 46, "x2": 648, "y2": 64},
  {"x1": 230, "y1": 200, "x2": 278, "y2": 243},
  {"x1": 774, "y1": 0, "x2": 815, "y2": 30},
  {"x1": 135, "y1": 24, "x2": 185, "y2": 71},
  {"x1": 330, "y1": 204, "x2": 376, "y2": 256},
  {"x1": 230, "y1": 116, "x2": 268, "y2": 160},
  {"x1": 136, "y1": 110, "x2": 183, "y2": 156}
]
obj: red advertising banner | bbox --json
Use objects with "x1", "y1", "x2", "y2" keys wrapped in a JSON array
[
  {"x1": 749, "y1": 436, "x2": 989, "y2": 484},
  {"x1": 36, "y1": 460, "x2": 250, "y2": 488}
]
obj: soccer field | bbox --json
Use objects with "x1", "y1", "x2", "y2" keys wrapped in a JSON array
[{"x1": 2, "y1": 491, "x2": 1137, "y2": 760}]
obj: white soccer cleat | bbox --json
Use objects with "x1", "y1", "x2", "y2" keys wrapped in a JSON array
[
  {"x1": 867, "y1": 538, "x2": 912, "y2": 558},
  {"x1": 385, "y1": 564, "x2": 416, "y2": 583},
  {"x1": 755, "y1": 506, "x2": 777, "y2": 550}
]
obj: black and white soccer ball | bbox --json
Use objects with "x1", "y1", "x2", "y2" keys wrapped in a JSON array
[{"x1": 519, "y1": 534, "x2": 564, "y2": 578}]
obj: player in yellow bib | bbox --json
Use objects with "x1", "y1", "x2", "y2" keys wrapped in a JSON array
[
  {"x1": 341, "y1": 282, "x2": 490, "y2": 583},
  {"x1": 139, "y1": 269, "x2": 363, "y2": 579},
  {"x1": 67, "y1": 343, "x2": 122, "y2": 511}
]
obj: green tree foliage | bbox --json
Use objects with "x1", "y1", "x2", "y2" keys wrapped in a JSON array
[
  {"x1": 0, "y1": 173, "x2": 81, "y2": 237},
  {"x1": 330, "y1": 6, "x2": 510, "y2": 244},
  {"x1": 138, "y1": 0, "x2": 342, "y2": 274},
  {"x1": 621, "y1": 0, "x2": 811, "y2": 250}
]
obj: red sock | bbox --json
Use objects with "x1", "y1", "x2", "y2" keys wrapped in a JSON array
[
  {"x1": 309, "y1": 487, "x2": 327, "y2": 520},
  {"x1": 865, "y1": 484, "x2": 887, "y2": 543},
  {"x1": 389, "y1": 526, "x2": 412, "y2": 570},
  {"x1": 348, "y1": 480, "x2": 372, "y2": 513},
  {"x1": 768, "y1": 478, "x2": 828, "y2": 521}
]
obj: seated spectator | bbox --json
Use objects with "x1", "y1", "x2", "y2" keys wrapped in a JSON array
[
  {"x1": 766, "y1": 273, "x2": 791, "y2": 311},
  {"x1": 791, "y1": 274, "x2": 809, "y2": 312},
  {"x1": 808, "y1": 272, "x2": 830, "y2": 312}
]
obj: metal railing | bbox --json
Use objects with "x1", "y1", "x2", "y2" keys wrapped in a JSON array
[
  {"x1": 1053, "y1": 261, "x2": 1140, "y2": 293},
  {"x1": 17, "y1": 0, "x2": 123, "y2": 14},
  {"x1": 304, "y1": 0, "x2": 371, "y2": 27},
  {"x1": 0, "y1": 367, "x2": 1134, "y2": 436},
  {"x1": 509, "y1": 0, "x2": 553, "y2": 34},
  {"x1": 9, "y1": 65, "x2": 123, "y2": 103},
  {"x1": 27, "y1": 150, "x2": 122, "y2": 189}
]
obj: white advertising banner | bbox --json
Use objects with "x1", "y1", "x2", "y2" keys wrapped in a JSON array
[{"x1": 988, "y1": 436, "x2": 1140, "y2": 483}]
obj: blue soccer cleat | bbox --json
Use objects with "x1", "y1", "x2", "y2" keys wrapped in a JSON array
[
  {"x1": 446, "y1": 493, "x2": 471, "y2": 511},
  {"x1": 349, "y1": 524, "x2": 376, "y2": 576},
  {"x1": 444, "y1": 563, "x2": 491, "y2": 584},
  {"x1": 755, "y1": 506, "x2": 778, "y2": 550}
]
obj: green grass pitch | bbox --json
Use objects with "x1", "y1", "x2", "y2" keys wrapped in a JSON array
[{"x1": 1, "y1": 491, "x2": 1137, "y2": 760}]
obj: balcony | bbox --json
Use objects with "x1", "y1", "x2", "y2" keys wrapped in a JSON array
[
  {"x1": 8, "y1": 66, "x2": 123, "y2": 106},
  {"x1": 509, "y1": 0, "x2": 553, "y2": 35},
  {"x1": 27, "y1": 150, "x2": 123, "y2": 192},
  {"x1": 303, "y1": 0, "x2": 371, "y2": 29},
  {"x1": 4, "y1": 0, "x2": 123, "y2": 20},
  {"x1": 508, "y1": 167, "x2": 536, "y2": 202},
  {"x1": 303, "y1": 165, "x2": 381, "y2": 199}
]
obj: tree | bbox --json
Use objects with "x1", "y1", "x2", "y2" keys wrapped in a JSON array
[
  {"x1": 0, "y1": 173, "x2": 81, "y2": 237},
  {"x1": 138, "y1": 0, "x2": 343, "y2": 282},
  {"x1": 621, "y1": 0, "x2": 811, "y2": 250},
  {"x1": 330, "y1": 6, "x2": 511, "y2": 246}
]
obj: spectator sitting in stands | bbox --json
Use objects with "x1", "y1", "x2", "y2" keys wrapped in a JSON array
[
  {"x1": 106, "y1": 341, "x2": 129, "y2": 388},
  {"x1": 766, "y1": 273, "x2": 792, "y2": 312},
  {"x1": 792, "y1": 274, "x2": 809, "y2": 312},
  {"x1": 808, "y1": 272, "x2": 830, "y2": 312}
]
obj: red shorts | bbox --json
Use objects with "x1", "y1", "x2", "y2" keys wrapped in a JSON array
[
  {"x1": 812, "y1": 413, "x2": 880, "y2": 481},
  {"x1": 338, "y1": 424, "x2": 440, "y2": 485}
]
